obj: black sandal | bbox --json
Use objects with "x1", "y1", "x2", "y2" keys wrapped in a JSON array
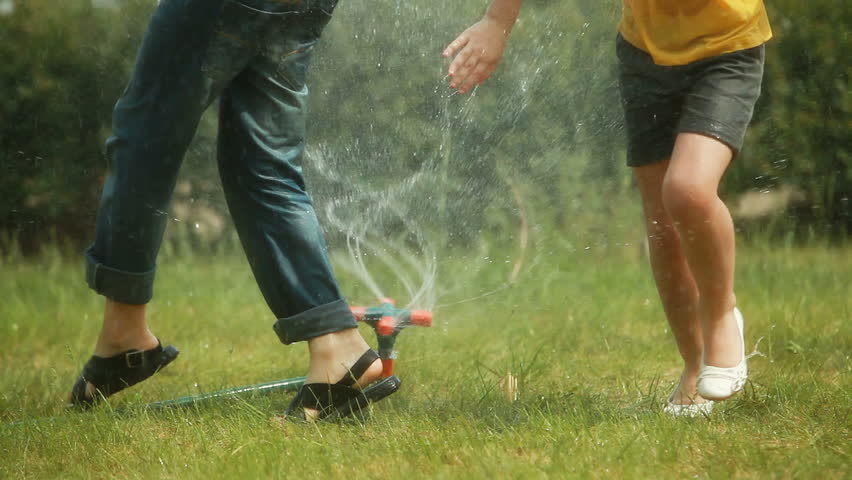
[
  {"x1": 285, "y1": 349, "x2": 401, "y2": 421},
  {"x1": 68, "y1": 342, "x2": 180, "y2": 409}
]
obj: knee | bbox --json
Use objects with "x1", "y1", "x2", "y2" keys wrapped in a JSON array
[{"x1": 661, "y1": 175, "x2": 717, "y2": 224}]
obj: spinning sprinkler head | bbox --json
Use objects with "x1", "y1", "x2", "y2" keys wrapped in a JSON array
[{"x1": 350, "y1": 298, "x2": 432, "y2": 378}]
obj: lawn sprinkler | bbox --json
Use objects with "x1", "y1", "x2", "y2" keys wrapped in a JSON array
[
  {"x1": 142, "y1": 299, "x2": 432, "y2": 410},
  {"x1": 350, "y1": 298, "x2": 433, "y2": 379}
]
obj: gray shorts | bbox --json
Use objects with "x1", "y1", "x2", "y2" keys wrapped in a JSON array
[{"x1": 616, "y1": 34, "x2": 765, "y2": 167}]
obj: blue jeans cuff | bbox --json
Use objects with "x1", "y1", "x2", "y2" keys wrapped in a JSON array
[
  {"x1": 85, "y1": 247, "x2": 156, "y2": 305},
  {"x1": 272, "y1": 298, "x2": 357, "y2": 344}
]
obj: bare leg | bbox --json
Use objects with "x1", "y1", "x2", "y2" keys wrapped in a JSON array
[
  {"x1": 663, "y1": 133, "x2": 742, "y2": 368},
  {"x1": 94, "y1": 300, "x2": 159, "y2": 357},
  {"x1": 634, "y1": 159, "x2": 707, "y2": 405}
]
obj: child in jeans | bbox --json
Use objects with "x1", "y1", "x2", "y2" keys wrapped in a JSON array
[
  {"x1": 69, "y1": 0, "x2": 522, "y2": 421},
  {"x1": 616, "y1": 0, "x2": 771, "y2": 416}
]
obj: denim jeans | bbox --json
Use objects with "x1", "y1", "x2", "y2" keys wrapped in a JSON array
[{"x1": 85, "y1": 0, "x2": 356, "y2": 344}]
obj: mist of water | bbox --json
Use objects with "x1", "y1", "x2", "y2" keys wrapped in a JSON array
[{"x1": 300, "y1": 1, "x2": 614, "y2": 313}]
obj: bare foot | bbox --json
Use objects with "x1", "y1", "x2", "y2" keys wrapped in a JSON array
[{"x1": 300, "y1": 327, "x2": 383, "y2": 421}]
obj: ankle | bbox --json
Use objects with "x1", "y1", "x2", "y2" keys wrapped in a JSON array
[
  {"x1": 94, "y1": 327, "x2": 158, "y2": 357},
  {"x1": 681, "y1": 365, "x2": 701, "y2": 382},
  {"x1": 94, "y1": 300, "x2": 158, "y2": 355},
  {"x1": 304, "y1": 328, "x2": 380, "y2": 387},
  {"x1": 671, "y1": 374, "x2": 710, "y2": 405},
  {"x1": 104, "y1": 299, "x2": 146, "y2": 322},
  {"x1": 307, "y1": 328, "x2": 368, "y2": 359}
]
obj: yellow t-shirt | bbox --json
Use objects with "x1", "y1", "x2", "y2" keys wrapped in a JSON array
[{"x1": 619, "y1": 0, "x2": 772, "y2": 66}]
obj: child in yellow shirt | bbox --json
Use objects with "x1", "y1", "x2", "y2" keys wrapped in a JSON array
[{"x1": 617, "y1": 0, "x2": 771, "y2": 416}]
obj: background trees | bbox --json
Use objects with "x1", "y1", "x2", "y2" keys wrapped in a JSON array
[{"x1": 742, "y1": 0, "x2": 851, "y2": 236}]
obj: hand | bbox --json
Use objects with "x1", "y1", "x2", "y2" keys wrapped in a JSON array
[{"x1": 443, "y1": 17, "x2": 511, "y2": 94}]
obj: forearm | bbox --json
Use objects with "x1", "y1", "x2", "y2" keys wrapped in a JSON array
[{"x1": 484, "y1": 0, "x2": 523, "y2": 32}]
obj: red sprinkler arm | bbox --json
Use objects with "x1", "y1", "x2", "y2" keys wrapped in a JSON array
[
  {"x1": 350, "y1": 299, "x2": 432, "y2": 377},
  {"x1": 350, "y1": 301, "x2": 433, "y2": 331}
]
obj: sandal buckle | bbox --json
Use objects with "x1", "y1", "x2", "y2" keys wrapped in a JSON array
[{"x1": 125, "y1": 350, "x2": 144, "y2": 368}]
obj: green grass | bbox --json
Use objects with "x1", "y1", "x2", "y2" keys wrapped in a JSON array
[{"x1": 1, "y1": 241, "x2": 849, "y2": 479}]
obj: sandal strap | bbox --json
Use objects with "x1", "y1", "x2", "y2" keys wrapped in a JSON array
[
  {"x1": 81, "y1": 344, "x2": 162, "y2": 384},
  {"x1": 290, "y1": 383, "x2": 366, "y2": 412},
  {"x1": 70, "y1": 342, "x2": 179, "y2": 407},
  {"x1": 336, "y1": 349, "x2": 379, "y2": 388},
  {"x1": 285, "y1": 375, "x2": 401, "y2": 422}
]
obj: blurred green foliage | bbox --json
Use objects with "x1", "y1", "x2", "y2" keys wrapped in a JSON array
[
  {"x1": 0, "y1": 0, "x2": 152, "y2": 251},
  {"x1": 740, "y1": 0, "x2": 851, "y2": 237},
  {"x1": 0, "y1": 0, "x2": 848, "y2": 255}
]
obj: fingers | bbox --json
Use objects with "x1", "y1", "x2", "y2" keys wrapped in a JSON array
[
  {"x1": 443, "y1": 34, "x2": 469, "y2": 60},
  {"x1": 456, "y1": 62, "x2": 494, "y2": 94},
  {"x1": 445, "y1": 23, "x2": 505, "y2": 94},
  {"x1": 448, "y1": 46, "x2": 473, "y2": 82},
  {"x1": 450, "y1": 45, "x2": 500, "y2": 94},
  {"x1": 449, "y1": 50, "x2": 478, "y2": 89}
]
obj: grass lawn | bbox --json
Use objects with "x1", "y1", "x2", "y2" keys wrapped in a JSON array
[{"x1": 1, "y1": 242, "x2": 849, "y2": 479}]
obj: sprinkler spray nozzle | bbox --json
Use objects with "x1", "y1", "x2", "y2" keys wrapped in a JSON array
[
  {"x1": 351, "y1": 298, "x2": 432, "y2": 333},
  {"x1": 350, "y1": 299, "x2": 432, "y2": 377}
]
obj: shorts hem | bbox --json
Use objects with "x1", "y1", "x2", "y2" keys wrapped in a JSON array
[{"x1": 678, "y1": 113, "x2": 744, "y2": 155}]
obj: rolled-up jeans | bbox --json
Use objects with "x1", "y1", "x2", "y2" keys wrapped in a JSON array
[{"x1": 84, "y1": 0, "x2": 356, "y2": 344}]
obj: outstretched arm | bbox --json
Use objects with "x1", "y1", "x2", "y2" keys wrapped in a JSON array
[{"x1": 443, "y1": 0, "x2": 523, "y2": 94}]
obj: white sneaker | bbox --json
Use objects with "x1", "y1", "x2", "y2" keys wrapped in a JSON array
[{"x1": 698, "y1": 308, "x2": 747, "y2": 401}]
